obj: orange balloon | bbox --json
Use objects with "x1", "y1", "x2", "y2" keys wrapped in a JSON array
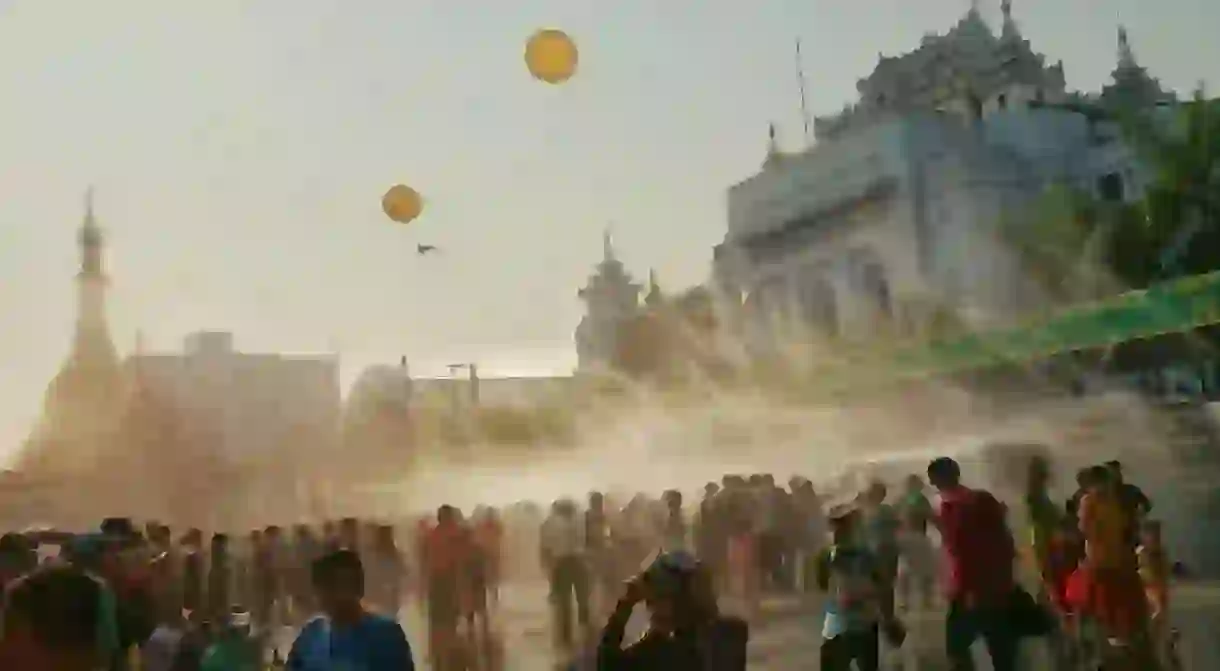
[
  {"x1": 381, "y1": 184, "x2": 423, "y2": 224},
  {"x1": 525, "y1": 29, "x2": 578, "y2": 85}
]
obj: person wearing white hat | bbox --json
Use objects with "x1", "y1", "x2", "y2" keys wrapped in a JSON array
[
  {"x1": 200, "y1": 607, "x2": 260, "y2": 671},
  {"x1": 814, "y1": 505, "x2": 905, "y2": 671}
]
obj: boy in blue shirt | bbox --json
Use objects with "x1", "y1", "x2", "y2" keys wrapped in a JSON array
[
  {"x1": 287, "y1": 549, "x2": 415, "y2": 670},
  {"x1": 815, "y1": 505, "x2": 903, "y2": 671}
]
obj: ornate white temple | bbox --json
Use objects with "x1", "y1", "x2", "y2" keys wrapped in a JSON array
[{"x1": 713, "y1": 2, "x2": 1174, "y2": 355}]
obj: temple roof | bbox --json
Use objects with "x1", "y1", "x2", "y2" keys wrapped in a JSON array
[
  {"x1": 578, "y1": 229, "x2": 641, "y2": 304},
  {"x1": 1099, "y1": 26, "x2": 1173, "y2": 111},
  {"x1": 815, "y1": 2, "x2": 1068, "y2": 139}
]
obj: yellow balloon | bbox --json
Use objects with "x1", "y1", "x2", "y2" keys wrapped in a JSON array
[
  {"x1": 381, "y1": 184, "x2": 423, "y2": 224},
  {"x1": 525, "y1": 28, "x2": 578, "y2": 85}
]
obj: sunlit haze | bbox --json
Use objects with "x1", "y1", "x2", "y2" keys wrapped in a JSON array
[{"x1": 1, "y1": 0, "x2": 1217, "y2": 458}]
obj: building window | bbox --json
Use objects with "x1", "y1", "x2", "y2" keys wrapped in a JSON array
[
  {"x1": 798, "y1": 274, "x2": 838, "y2": 336},
  {"x1": 860, "y1": 262, "x2": 893, "y2": 317},
  {"x1": 968, "y1": 94, "x2": 983, "y2": 121},
  {"x1": 1097, "y1": 172, "x2": 1125, "y2": 202},
  {"x1": 848, "y1": 250, "x2": 892, "y2": 319}
]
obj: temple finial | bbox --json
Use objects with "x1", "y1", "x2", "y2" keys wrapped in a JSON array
[
  {"x1": 602, "y1": 226, "x2": 615, "y2": 262},
  {"x1": 999, "y1": 0, "x2": 1020, "y2": 40},
  {"x1": 763, "y1": 123, "x2": 785, "y2": 169},
  {"x1": 1117, "y1": 26, "x2": 1137, "y2": 68},
  {"x1": 645, "y1": 268, "x2": 664, "y2": 307}
]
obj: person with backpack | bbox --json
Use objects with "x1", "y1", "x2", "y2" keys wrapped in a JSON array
[{"x1": 927, "y1": 457, "x2": 1022, "y2": 671}]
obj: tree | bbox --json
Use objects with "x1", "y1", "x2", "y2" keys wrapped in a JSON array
[
  {"x1": 1001, "y1": 183, "x2": 1113, "y2": 302},
  {"x1": 1008, "y1": 91, "x2": 1219, "y2": 296},
  {"x1": 1121, "y1": 90, "x2": 1220, "y2": 283}
]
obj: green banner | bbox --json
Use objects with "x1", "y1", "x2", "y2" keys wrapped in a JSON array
[
  {"x1": 818, "y1": 271, "x2": 1220, "y2": 388},
  {"x1": 910, "y1": 270, "x2": 1220, "y2": 373}
]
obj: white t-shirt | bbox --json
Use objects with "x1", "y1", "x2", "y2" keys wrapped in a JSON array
[{"x1": 541, "y1": 513, "x2": 586, "y2": 559}]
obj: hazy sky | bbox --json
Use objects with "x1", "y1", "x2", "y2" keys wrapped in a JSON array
[{"x1": 0, "y1": 0, "x2": 1216, "y2": 456}]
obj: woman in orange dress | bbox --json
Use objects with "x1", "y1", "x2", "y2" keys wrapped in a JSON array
[{"x1": 1067, "y1": 465, "x2": 1150, "y2": 655}]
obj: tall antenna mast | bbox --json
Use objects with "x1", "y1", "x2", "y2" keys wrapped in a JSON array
[{"x1": 794, "y1": 38, "x2": 812, "y2": 145}]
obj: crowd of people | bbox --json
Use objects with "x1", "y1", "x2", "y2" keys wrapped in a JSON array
[
  {"x1": 0, "y1": 517, "x2": 416, "y2": 670},
  {"x1": 0, "y1": 450, "x2": 1188, "y2": 670}
]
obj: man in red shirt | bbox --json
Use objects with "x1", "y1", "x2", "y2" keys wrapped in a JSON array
[
  {"x1": 424, "y1": 505, "x2": 473, "y2": 669},
  {"x1": 927, "y1": 457, "x2": 1018, "y2": 671}
]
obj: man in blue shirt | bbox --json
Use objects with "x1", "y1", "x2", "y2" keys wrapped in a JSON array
[{"x1": 287, "y1": 549, "x2": 415, "y2": 670}]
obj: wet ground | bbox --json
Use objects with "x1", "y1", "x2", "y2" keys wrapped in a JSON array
[
  {"x1": 748, "y1": 582, "x2": 1220, "y2": 669},
  {"x1": 268, "y1": 580, "x2": 1220, "y2": 668}
]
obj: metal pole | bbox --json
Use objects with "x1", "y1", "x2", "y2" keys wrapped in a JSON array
[{"x1": 795, "y1": 38, "x2": 812, "y2": 144}]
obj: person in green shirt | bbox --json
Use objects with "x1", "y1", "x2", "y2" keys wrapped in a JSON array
[
  {"x1": 1024, "y1": 456, "x2": 1062, "y2": 586},
  {"x1": 1024, "y1": 454, "x2": 1078, "y2": 669},
  {"x1": 895, "y1": 475, "x2": 936, "y2": 611},
  {"x1": 200, "y1": 609, "x2": 261, "y2": 671}
]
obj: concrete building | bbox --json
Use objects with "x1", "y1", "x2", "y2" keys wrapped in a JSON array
[
  {"x1": 345, "y1": 358, "x2": 575, "y2": 417},
  {"x1": 713, "y1": 3, "x2": 1173, "y2": 355},
  {"x1": 412, "y1": 374, "x2": 575, "y2": 411},
  {"x1": 128, "y1": 331, "x2": 341, "y2": 464},
  {"x1": 346, "y1": 358, "x2": 414, "y2": 422}
]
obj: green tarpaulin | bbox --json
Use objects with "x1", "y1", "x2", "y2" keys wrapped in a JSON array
[{"x1": 820, "y1": 270, "x2": 1220, "y2": 386}]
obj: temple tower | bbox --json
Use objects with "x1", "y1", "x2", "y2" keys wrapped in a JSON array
[
  {"x1": 575, "y1": 230, "x2": 642, "y2": 371},
  {"x1": 20, "y1": 189, "x2": 123, "y2": 477},
  {"x1": 70, "y1": 187, "x2": 118, "y2": 370}
]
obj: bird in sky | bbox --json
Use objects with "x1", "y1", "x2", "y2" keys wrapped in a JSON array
[{"x1": 417, "y1": 244, "x2": 439, "y2": 256}]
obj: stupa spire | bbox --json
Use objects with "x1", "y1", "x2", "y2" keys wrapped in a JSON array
[
  {"x1": 763, "y1": 123, "x2": 786, "y2": 169},
  {"x1": 1117, "y1": 26, "x2": 1136, "y2": 69},
  {"x1": 69, "y1": 187, "x2": 117, "y2": 369},
  {"x1": 1000, "y1": 0, "x2": 1020, "y2": 40},
  {"x1": 645, "y1": 269, "x2": 664, "y2": 307},
  {"x1": 602, "y1": 226, "x2": 616, "y2": 262}
]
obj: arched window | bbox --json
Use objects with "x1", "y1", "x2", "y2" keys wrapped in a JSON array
[
  {"x1": 744, "y1": 278, "x2": 788, "y2": 334},
  {"x1": 860, "y1": 262, "x2": 892, "y2": 317},
  {"x1": 848, "y1": 250, "x2": 892, "y2": 319},
  {"x1": 968, "y1": 93, "x2": 984, "y2": 121},
  {"x1": 798, "y1": 271, "x2": 839, "y2": 336}
]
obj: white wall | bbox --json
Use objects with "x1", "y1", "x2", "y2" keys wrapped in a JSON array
[
  {"x1": 722, "y1": 106, "x2": 1147, "y2": 343},
  {"x1": 726, "y1": 120, "x2": 908, "y2": 242}
]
